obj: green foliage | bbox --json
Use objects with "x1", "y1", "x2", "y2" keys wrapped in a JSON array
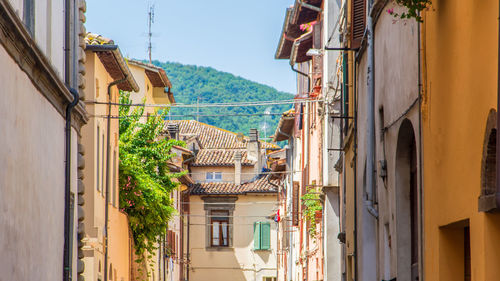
[
  {"x1": 301, "y1": 187, "x2": 323, "y2": 237},
  {"x1": 150, "y1": 60, "x2": 294, "y2": 139},
  {"x1": 388, "y1": 0, "x2": 431, "y2": 22},
  {"x1": 118, "y1": 91, "x2": 184, "y2": 261}
]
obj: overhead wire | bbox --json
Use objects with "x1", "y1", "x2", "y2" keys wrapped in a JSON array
[{"x1": 86, "y1": 98, "x2": 321, "y2": 109}]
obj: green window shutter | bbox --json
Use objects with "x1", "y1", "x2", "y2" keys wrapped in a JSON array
[
  {"x1": 260, "y1": 222, "x2": 271, "y2": 250},
  {"x1": 254, "y1": 222, "x2": 261, "y2": 250}
]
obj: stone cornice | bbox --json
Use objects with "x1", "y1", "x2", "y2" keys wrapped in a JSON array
[{"x1": 0, "y1": 0, "x2": 88, "y2": 130}]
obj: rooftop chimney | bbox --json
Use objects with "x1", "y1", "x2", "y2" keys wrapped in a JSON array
[
  {"x1": 234, "y1": 151, "x2": 242, "y2": 185},
  {"x1": 167, "y1": 124, "x2": 179, "y2": 140},
  {"x1": 247, "y1": 129, "x2": 261, "y2": 176}
]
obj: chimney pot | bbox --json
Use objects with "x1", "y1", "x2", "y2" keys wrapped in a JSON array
[
  {"x1": 249, "y1": 129, "x2": 259, "y2": 142},
  {"x1": 234, "y1": 151, "x2": 242, "y2": 185},
  {"x1": 167, "y1": 124, "x2": 179, "y2": 140}
]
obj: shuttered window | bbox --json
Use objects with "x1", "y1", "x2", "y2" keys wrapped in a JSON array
[
  {"x1": 254, "y1": 222, "x2": 271, "y2": 250},
  {"x1": 350, "y1": 0, "x2": 366, "y2": 49}
]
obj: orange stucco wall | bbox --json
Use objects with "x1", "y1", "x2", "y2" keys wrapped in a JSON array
[{"x1": 422, "y1": 0, "x2": 500, "y2": 280}]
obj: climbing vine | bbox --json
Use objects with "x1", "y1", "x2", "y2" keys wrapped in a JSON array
[
  {"x1": 387, "y1": 0, "x2": 431, "y2": 22},
  {"x1": 301, "y1": 187, "x2": 323, "y2": 237},
  {"x1": 118, "y1": 91, "x2": 184, "y2": 263}
]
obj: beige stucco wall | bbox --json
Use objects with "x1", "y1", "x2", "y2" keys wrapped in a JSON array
[
  {"x1": 191, "y1": 166, "x2": 256, "y2": 183},
  {"x1": 187, "y1": 194, "x2": 278, "y2": 281},
  {"x1": 0, "y1": 40, "x2": 79, "y2": 281},
  {"x1": 82, "y1": 51, "x2": 130, "y2": 281}
]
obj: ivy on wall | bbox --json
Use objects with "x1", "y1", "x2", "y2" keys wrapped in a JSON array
[
  {"x1": 118, "y1": 91, "x2": 184, "y2": 264},
  {"x1": 388, "y1": 0, "x2": 431, "y2": 22}
]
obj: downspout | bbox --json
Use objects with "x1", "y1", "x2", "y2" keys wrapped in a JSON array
[
  {"x1": 63, "y1": 0, "x2": 76, "y2": 278},
  {"x1": 63, "y1": 87, "x2": 79, "y2": 281},
  {"x1": 365, "y1": 0, "x2": 379, "y2": 219},
  {"x1": 291, "y1": 64, "x2": 311, "y2": 93},
  {"x1": 103, "y1": 77, "x2": 128, "y2": 281},
  {"x1": 417, "y1": 11, "x2": 425, "y2": 281},
  {"x1": 187, "y1": 202, "x2": 191, "y2": 281},
  {"x1": 287, "y1": 137, "x2": 294, "y2": 281},
  {"x1": 353, "y1": 55, "x2": 359, "y2": 281}
]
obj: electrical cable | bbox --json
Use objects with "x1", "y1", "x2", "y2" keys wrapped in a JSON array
[{"x1": 87, "y1": 98, "x2": 321, "y2": 109}]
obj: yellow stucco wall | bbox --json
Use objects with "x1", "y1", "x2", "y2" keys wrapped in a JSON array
[
  {"x1": 422, "y1": 0, "x2": 500, "y2": 280},
  {"x1": 82, "y1": 51, "x2": 132, "y2": 281}
]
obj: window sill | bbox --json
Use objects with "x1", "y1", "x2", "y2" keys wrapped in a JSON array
[
  {"x1": 252, "y1": 249, "x2": 271, "y2": 252},
  {"x1": 205, "y1": 247, "x2": 234, "y2": 252}
]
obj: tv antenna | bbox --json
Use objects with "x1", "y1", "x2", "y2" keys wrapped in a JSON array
[{"x1": 147, "y1": 3, "x2": 155, "y2": 63}]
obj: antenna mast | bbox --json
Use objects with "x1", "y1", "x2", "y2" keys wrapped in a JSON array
[{"x1": 148, "y1": 3, "x2": 155, "y2": 63}]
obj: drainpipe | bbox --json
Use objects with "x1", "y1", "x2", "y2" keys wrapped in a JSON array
[
  {"x1": 103, "y1": 77, "x2": 128, "y2": 281},
  {"x1": 417, "y1": 11, "x2": 425, "y2": 281},
  {"x1": 297, "y1": 0, "x2": 323, "y2": 13},
  {"x1": 63, "y1": 87, "x2": 79, "y2": 281},
  {"x1": 62, "y1": 0, "x2": 77, "y2": 278},
  {"x1": 365, "y1": 0, "x2": 378, "y2": 219},
  {"x1": 291, "y1": 64, "x2": 311, "y2": 93},
  {"x1": 287, "y1": 138, "x2": 294, "y2": 281},
  {"x1": 186, "y1": 202, "x2": 190, "y2": 281}
]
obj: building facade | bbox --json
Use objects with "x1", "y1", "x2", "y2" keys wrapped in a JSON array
[
  {"x1": 165, "y1": 120, "x2": 280, "y2": 281},
  {"x1": 421, "y1": 1, "x2": 500, "y2": 280},
  {"x1": 0, "y1": 0, "x2": 87, "y2": 280},
  {"x1": 273, "y1": 1, "x2": 343, "y2": 280},
  {"x1": 81, "y1": 33, "x2": 140, "y2": 281}
]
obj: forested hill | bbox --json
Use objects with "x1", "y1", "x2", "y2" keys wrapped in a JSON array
[{"x1": 151, "y1": 61, "x2": 294, "y2": 139}]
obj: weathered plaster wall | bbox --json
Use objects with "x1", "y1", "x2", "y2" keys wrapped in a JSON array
[
  {"x1": 0, "y1": 43, "x2": 78, "y2": 281},
  {"x1": 355, "y1": 3, "x2": 420, "y2": 280},
  {"x1": 422, "y1": 0, "x2": 500, "y2": 280},
  {"x1": 188, "y1": 194, "x2": 278, "y2": 281}
]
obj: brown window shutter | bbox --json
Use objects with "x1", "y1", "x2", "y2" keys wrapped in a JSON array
[
  {"x1": 351, "y1": 0, "x2": 366, "y2": 49},
  {"x1": 292, "y1": 181, "x2": 300, "y2": 226}
]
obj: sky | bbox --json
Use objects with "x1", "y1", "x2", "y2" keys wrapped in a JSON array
[{"x1": 85, "y1": 0, "x2": 297, "y2": 94}]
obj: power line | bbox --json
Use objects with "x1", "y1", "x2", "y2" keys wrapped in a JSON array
[
  {"x1": 179, "y1": 201, "x2": 279, "y2": 205},
  {"x1": 87, "y1": 98, "x2": 320, "y2": 109}
]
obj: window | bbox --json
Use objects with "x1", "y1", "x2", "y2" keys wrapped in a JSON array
[
  {"x1": 102, "y1": 134, "x2": 105, "y2": 197},
  {"x1": 23, "y1": 0, "x2": 34, "y2": 35},
  {"x1": 112, "y1": 150, "x2": 117, "y2": 207},
  {"x1": 203, "y1": 197, "x2": 236, "y2": 248},
  {"x1": 350, "y1": 0, "x2": 366, "y2": 49},
  {"x1": 211, "y1": 210, "x2": 229, "y2": 247},
  {"x1": 206, "y1": 172, "x2": 222, "y2": 182},
  {"x1": 97, "y1": 126, "x2": 100, "y2": 192},
  {"x1": 254, "y1": 222, "x2": 271, "y2": 250}
]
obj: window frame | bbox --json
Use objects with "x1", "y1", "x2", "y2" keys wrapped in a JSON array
[
  {"x1": 210, "y1": 210, "x2": 229, "y2": 247},
  {"x1": 206, "y1": 172, "x2": 222, "y2": 182},
  {"x1": 203, "y1": 196, "x2": 237, "y2": 249}
]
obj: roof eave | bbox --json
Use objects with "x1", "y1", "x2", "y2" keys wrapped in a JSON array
[{"x1": 86, "y1": 44, "x2": 140, "y2": 92}]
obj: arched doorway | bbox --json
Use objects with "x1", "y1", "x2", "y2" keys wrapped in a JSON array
[{"x1": 395, "y1": 119, "x2": 418, "y2": 281}]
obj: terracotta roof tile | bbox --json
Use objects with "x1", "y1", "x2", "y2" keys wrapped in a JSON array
[
  {"x1": 192, "y1": 149, "x2": 254, "y2": 167},
  {"x1": 165, "y1": 120, "x2": 279, "y2": 149},
  {"x1": 189, "y1": 175, "x2": 279, "y2": 195}
]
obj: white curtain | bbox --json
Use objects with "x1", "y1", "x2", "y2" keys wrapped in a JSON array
[
  {"x1": 222, "y1": 222, "x2": 228, "y2": 246},
  {"x1": 212, "y1": 222, "x2": 220, "y2": 246}
]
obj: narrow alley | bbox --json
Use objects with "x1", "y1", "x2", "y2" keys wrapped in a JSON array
[{"x1": 0, "y1": 0, "x2": 499, "y2": 281}]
